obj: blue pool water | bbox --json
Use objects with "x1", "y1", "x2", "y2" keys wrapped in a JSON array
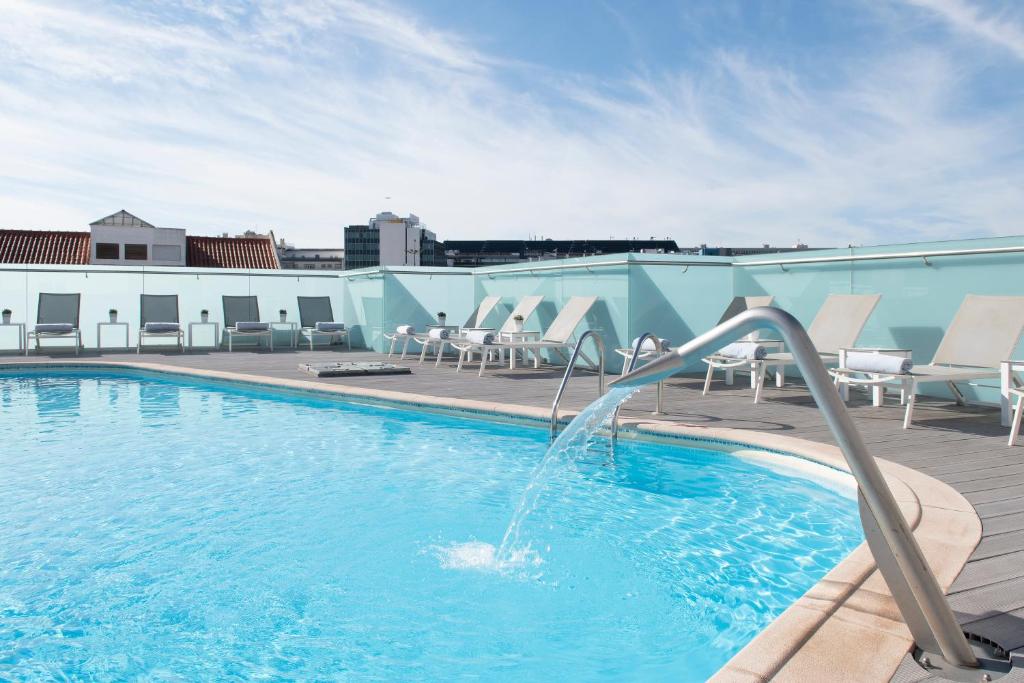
[{"x1": 0, "y1": 371, "x2": 863, "y2": 681}]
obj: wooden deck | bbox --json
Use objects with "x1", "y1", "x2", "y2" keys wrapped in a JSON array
[{"x1": 5, "y1": 345, "x2": 1024, "y2": 677}]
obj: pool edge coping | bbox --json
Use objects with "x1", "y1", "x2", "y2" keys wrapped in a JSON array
[{"x1": 0, "y1": 359, "x2": 982, "y2": 682}]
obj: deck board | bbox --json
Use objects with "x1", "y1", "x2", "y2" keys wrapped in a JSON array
[{"x1": 4, "y1": 346, "x2": 1024, "y2": 675}]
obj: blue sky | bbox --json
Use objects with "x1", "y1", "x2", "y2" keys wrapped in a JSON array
[{"x1": 1, "y1": 0, "x2": 1023, "y2": 247}]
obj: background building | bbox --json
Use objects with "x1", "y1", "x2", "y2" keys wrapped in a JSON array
[
  {"x1": 344, "y1": 212, "x2": 445, "y2": 269},
  {"x1": 276, "y1": 239, "x2": 345, "y2": 270},
  {"x1": 0, "y1": 210, "x2": 281, "y2": 268},
  {"x1": 442, "y1": 238, "x2": 681, "y2": 268}
]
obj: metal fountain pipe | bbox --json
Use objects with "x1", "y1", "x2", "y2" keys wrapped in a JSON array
[{"x1": 609, "y1": 306, "x2": 979, "y2": 671}]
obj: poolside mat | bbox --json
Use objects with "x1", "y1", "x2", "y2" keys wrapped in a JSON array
[{"x1": 299, "y1": 361, "x2": 412, "y2": 378}]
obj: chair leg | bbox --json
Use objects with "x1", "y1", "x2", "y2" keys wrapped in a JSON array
[
  {"x1": 725, "y1": 367, "x2": 734, "y2": 385},
  {"x1": 456, "y1": 348, "x2": 466, "y2": 372},
  {"x1": 388, "y1": 337, "x2": 396, "y2": 358},
  {"x1": 775, "y1": 366, "x2": 785, "y2": 388},
  {"x1": 418, "y1": 342, "x2": 429, "y2": 364},
  {"x1": 400, "y1": 337, "x2": 410, "y2": 360},
  {"x1": 1009, "y1": 394, "x2": 1024, "y2": 446},
  {"x1": 903, "y1": 382, "x2": 917, "y2": 429},
  {"x1": 478, "y1": 351, "x2": 488, "y2": 377},
  {"x1": 754, "y1": 362, "x2": 767, "y2": 404},
  {"x1": 435, "y1": 341, "x2": 446, "y2": 367},
  {"x1": 702, "y1": 364, "x2": 714, "y2": 396}
]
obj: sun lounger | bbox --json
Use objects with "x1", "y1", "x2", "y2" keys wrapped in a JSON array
[
  {"x1": 298, "y1": 296, "x2": 349, "y2": 350},
  {"x1": 222, "y1": 295, "x2": 273, "y2": 351},
  {"x1": 137, "y1": 294, "x2": 184, "y2": 353},
  {"x1": 26, "y1": 293, "x2": 82, "y2": 355}
]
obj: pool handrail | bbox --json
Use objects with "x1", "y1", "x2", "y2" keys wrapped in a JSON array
[
  {"x1": 609, "y1": 306, "x2": 980, "y2": 673},
  {"x1": 550, "y1": 330, "x2": 605, "y2": 440},
  {"x1": 610, "y1": 332, "x2": 665, "y2": 442}
]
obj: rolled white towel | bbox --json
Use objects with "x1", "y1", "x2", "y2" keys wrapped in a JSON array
[
  {"x1": 428, "y1": 328, "x2": 450, "y2": 340},
  {"x1": 845, "y1": 352, "x2": 913, "y2": 375},
  {"x1": 235, "y1": 321, "x2": 269, "y2": 331},
  {"x1": 466, "y1": 330, "x2": 495, "y2": 345},
  {"x1": 717, "y1": 342, "x2": 767, "y2": 360},
  {"x1": 396, "y1": 324, "x2": 415, "y2": 335},
  {"x1": 631, "y1": 336, "x2": 670, "y2": 352}
]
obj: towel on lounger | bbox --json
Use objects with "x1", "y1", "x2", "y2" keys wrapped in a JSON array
[
  {"x1": 428, "y1": 328, "x2": 450, "y2": 340},
  {"x1": 235, "y1": 321, "x2": 270, "y2": 331},
  {"x1": 34, "y1": 323, "x2": 74, "y2": 334},
  {"x1": 717, "y1": 342, "x2": 767, "y2": 360},
  {"x1": 845, "y1": 352, "x2": 913, "y2": 375},
  {"x1": 466, "y1": 330, "x2": 495, "y2": 345},
  {"x1": 396, "y1": 324, "x2": 415, "y2": 335},
  {"x1": 315, "y1": 322, "x2": 346, "y2": 332},
  {"x1": 630, "y1": 336, "x2": 671, "y2": 352},
  {"x1": 144, "y1": 322, "x2": 180, "y2": 333}
]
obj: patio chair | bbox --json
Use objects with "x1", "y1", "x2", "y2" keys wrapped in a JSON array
[
  {"x1": 137, "y1": 294, "x2": 184, "y2": 353},
  {"x1": 26, "y1": 292, "x2": 82, "y2": 355},
  {"x1": 1010, "y1": 388, "x2": 1024, "y2": 447},
  {"x1": 298, "y1": 296, "x2": 349, "y2": 351},
  {"x1": 706, "y1": 294, "x2": 880, "y2": 403},
  {"x1": 222, "y1": 295, "x2": 273, "y2": 352},
  {"x1": 413, "y1": 295, "x2": 502, "y2": 365},
  {"x1": 700, "y1": 295, "x2": 775, "y2": 395},
  {"x1": 451, "y1": 296, "x2": 597, "y2": 376},
  {"x1": 883, "y1": 295, "x2": 1024, "y2": 429}
]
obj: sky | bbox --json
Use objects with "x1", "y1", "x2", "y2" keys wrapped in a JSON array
[{"x1": 1, "y1": 0, "x2": 1023, "y2": 247}]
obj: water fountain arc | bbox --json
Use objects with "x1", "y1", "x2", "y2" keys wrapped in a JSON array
[{"x1": 609, "y1": 306, "x2": 980, "y2": 673}]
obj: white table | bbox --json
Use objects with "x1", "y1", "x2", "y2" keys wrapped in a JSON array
[
  {"x1": 96, "y1": 321, "x2": 130, "y2": 351},
  {"x1": 188, "y1": 321, "x2": 220, "y2": 350},
  {"x1": 838, "y1": 347, "x2": 912, "y2": 405},
  {"x1": 1000, "y1": 361, "x2": 1024, "y2": 427},
  {"x1": 271, "y1": 321, "x2": 299, "y2": 348},
  {"x1": 499, "y1": 330, "x2": 540, "y2": 369},
  {"x1": 0, "y1": 322, "x2": 26, "y2": 353}
]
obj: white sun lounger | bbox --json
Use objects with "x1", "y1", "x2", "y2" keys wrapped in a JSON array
[
  {"x1": 26, "y1": 292, "x2": 82, "y2": 355},
  {"x1": 412, "y1": 295, "x2": 502, "y2": 365},
  {"x1": 874, "y1": 295, "x2": 1024, "y2": 429},
  {"x1": 137, "y1": 294, "x2": 184, "y2": 353},
  {"x1": 700, "y1": 295, "x2": 775, "y2": 396},
  {"x1": 705, "y1": 294, "x2": 881, "y2": 403},
  {"x1": 451, "y1": 296, "x2": 597, "y2": 376}
]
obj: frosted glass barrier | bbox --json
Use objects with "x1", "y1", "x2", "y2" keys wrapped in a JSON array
[
  {"x1": 339, "y1": 271, "x2": 385, "y2": 351},
  {"x1": 384, "y1": 269, "x2": 475, "y2": 340}
]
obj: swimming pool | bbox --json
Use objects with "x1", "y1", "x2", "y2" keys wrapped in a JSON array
[{"x1": 0, "y1": 370, "x2": 863, "y2": 681}]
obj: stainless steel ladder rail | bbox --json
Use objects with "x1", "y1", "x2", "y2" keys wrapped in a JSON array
[
  {"x1": 610, "y1": 332, "x2": 665, "y2": 441},
  {"x1": 550, "y1": 331, "x2": 606, "y2": 440},
  {"x1": 609, "y1": 307, "x2": 982, "y2": 674}
]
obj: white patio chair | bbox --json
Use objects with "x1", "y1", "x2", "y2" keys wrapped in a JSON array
[
  {"x1": 414, "y1": 295, "x2": 502, "y2": 365},
  {"x1": 222, "y1": 295, "x2": 273, "y2": 352},
  {"x1": 710, "y1": 294, "x2": 881, "y2": 403},
  {"x1": 137, "y1": 294, "x2": 184, "y2": 353},
  {"x1": 885, "y1": 295, "x2": 1024, "y2": 429},
  {"x1": 26, "y1": 293, "x2": 82, "y2": 355},
  {"x1": 298, "y1": 296, "x2": 349, "y2": 351},
  {"x1": 451, "y1": 296, "x2": 597, "y2": 376},
  {"x1": 700, "y1": 295, "x2": 775, "y2": 395},
  {"x1": 1009, "y1": 388, "x2": 1024, "y2": 447}
]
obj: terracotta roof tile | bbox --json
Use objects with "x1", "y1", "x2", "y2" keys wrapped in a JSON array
[
  {"x1": 186, "y1": 236, "x2": 280, "y2": 269},
  {"x1": 0, "y1": 230, "x2": 91, "y2": 264}
]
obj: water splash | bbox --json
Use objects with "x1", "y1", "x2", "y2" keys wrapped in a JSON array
[
  {"x1": 494, "y1": 386, "x2": 638, "y2": 563},
  {"x1": 435, "y1": 540, "x2": 541, "y2": 573}
]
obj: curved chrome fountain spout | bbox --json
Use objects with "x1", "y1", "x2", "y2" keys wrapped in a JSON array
[{"x1": 610, "y1": 306, "x2": 980, "y2": 672}]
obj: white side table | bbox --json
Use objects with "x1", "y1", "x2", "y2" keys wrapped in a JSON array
[
  {"x1": 1000, "y1": 361, "x2": 1024, "y2": 427},
  {"x1": 838, "y1": 347, "x2": 912, "y2": 405},
  {"x1": 270, "y1": 321, "x2": 299, "y2": 348},
  {"x1": 96, "y1": 322, "x2": 130, "y2": 352},
  {"x1": 499, "y1": 330, "x2": 540, "y2": 369},
  {"x1": 0, "y1": 322, "x2": 26, "y2": 353},
  {"x1": 188, "y1": 321, "x2": 220, "y2": 350}
]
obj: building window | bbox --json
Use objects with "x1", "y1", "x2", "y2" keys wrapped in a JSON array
[
  {"x1": 96, "y1": 243, "x2": 119, "y2": 259},
  {"x1": 152, "y1": 244, "x2": 181, "y2": 261},
  {"x1": 124, "y1": 244, "x2": 148, "y2": 260}
]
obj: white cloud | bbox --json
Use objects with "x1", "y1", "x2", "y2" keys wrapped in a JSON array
[
  {"x1": 903, "y1": 0, "x2": 1024, "y2": 60},
  {"x1": 0, "y1": 0, "x2": 1022, "y2": 248}
]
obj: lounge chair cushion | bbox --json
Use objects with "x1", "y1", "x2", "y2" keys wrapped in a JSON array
[
  {"x1": 315, "y1": 322, "x2": 346, "y2": 332},
  {"x1": 34, "y1": 323, "x2": 74, "y2": 334},
  {"x1": 235, "y1": 322, "x2": 270, "y2": 332},
  {"x1": 144, "y1": 322, "x2": 181, "y2": 333}
]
